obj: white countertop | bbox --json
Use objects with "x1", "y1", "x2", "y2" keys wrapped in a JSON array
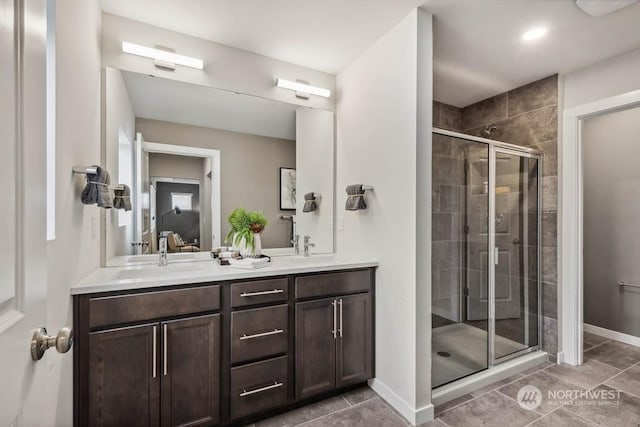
[{"x1": 71, "y1": 255, "x2": 378, "y2": 295}]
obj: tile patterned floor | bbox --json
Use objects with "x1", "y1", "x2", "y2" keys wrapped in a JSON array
[{"x1": 248, "y1": 334, "x2": 640, "y2": 426}]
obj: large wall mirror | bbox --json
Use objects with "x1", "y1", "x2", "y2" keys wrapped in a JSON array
[{"x1": 103, "y1": 67, "x2": 334, "y2": 266}]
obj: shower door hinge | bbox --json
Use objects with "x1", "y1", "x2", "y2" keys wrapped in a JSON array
[
  {"x1": 464, "y1": 225, "x2": 470, "y2": 234},
  {"x1": 464, "y1": 287, "x2": 469, "y2": 297}
]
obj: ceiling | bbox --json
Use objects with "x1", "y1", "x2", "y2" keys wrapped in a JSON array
[
  {"x1": 428, "y1": 0, "x2": 640, "y2": 106},
  {"x1": 102, "y1": 0, "x2": 640, "y2": 107},
  {"x1": 122, "y1": 71, "x2": 297, "y2": 140}
]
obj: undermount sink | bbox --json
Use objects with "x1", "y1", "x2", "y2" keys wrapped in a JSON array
[
  {"x1": 116, "y1": 264, "x2": 204, "y2": 280},
  {"x1": 286, "y1": 254, "x2": 335, "y2": 263}
]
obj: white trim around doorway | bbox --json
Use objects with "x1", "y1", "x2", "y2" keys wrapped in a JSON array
[{"x1": 560, "y1": 89, "x2": 640, "y2": 366}]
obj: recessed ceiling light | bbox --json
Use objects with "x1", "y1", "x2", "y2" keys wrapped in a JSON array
[{"x1": 522, "y1": 27, "x2": 548, "y2": 41}]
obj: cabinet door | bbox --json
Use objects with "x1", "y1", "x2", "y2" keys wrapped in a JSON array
[
  {"x1": 336, "y1": 293, "x2": 373, "y2": 388},
  {"x1": 89, "y1": 324, "x2": 160, "y2": 427},
  {"x1": 161, "y1": 314, "x2": 220, "y2": 427},
  {"x1": 295, "y1": 298, "x2": 337, "y2": 399}
]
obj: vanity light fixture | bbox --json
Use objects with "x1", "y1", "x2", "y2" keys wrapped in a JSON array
[
  {"x1": 122, "y1": 42, "x2": 204, "y2": 70},
  {"x1": 522, "y1": 27, "x2": 548, "y2": 41},
  {"x1": 276, "y1": 78, "x2": 331, "y2": 99}
]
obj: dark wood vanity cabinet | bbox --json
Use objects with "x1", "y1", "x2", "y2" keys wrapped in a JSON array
[
  {"x1": 88, "y1": 323, "x2": 160, "y2": 427},
  {"x1": 74, "y1": 268, "x2": 375, "y2": 427},
  {"x1": 76, "y1": 285, "x2": 222, "y2": 427},
  {"x1": 295, "y1": 293, "x2": 373, "y2": 399},
  {"x1": 162, "y1": 315, "x2": 221, "y2": 427},
  {"x1": 86, "y1": 315, "x2": 221, "y2": 427}
]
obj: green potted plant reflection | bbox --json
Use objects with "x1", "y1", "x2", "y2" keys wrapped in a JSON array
[{"x1": 225, "y1": 208, "x2": 268, "y2": 258}]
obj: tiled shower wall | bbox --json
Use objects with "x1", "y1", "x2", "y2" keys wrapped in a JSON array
[{"x1": 433, "y1": 75, "x2": 559, "y2": 355}]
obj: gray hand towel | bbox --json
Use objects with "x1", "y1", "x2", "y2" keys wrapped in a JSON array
[
  {"x1": 81, "y1": 165, "x2": 113, "y2": 208},
  {"x1": 302, "y1": 192, "x2": 317, "y2": 212},
  {"x1": 345, "y1": 185, "x2": 367, "y2": 210},
  {"x1": 113, "y1": 184, "x2": 132, "y2": 211}
]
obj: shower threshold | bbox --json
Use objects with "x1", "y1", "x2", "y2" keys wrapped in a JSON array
[{"x1": 431, "y1": 350, "x2": 549, "y2": 407}]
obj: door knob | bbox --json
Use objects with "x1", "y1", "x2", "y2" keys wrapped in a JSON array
[{"x1": 30, "y1": 327, "x2": 73, "y2": 361}]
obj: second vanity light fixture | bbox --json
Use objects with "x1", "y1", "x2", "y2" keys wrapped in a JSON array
[
  {"x1": 276, "y1": 78, "x2": 331, "y2": 99},
  {"x1": 122, "y1": 42, "x2": 204, "y2": 70}
]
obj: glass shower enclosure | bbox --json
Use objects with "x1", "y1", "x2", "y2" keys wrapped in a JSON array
[{"x1": 431, "y1": 128, "x2": 541, "y2": 388}]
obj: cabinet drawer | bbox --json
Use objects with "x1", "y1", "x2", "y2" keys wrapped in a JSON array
[
  {"x1": 230, "y1": 356, "x2": 288, "y2": 420},
  {"x1": 89, "y1": 285, "x2": 220, "y2": 328},
  {"x1": 231, "y1": 305, "x2": 288, "y2": 364},
  {"x1": 295, "y1": 270, "x2": 372, "y2": 299},
  {"x1": 231, "y1": 278, "x2": 288, "y2": 308}
]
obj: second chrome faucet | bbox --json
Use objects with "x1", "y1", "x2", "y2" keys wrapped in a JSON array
[{"x1": 303, "y1": 235, "x2": 315, "y2": 257}]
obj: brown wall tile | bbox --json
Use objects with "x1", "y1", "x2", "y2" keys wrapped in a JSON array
[
  {"x1": 507, "y1": 75, "x2": 558, "y2": 117},
  {"x1": 465, "y1": 106, "x2": 557, "y2": 147},
  {"x1": 434, "y1": 101, "x2": 462, "y2": 132},
  {"x1": 461, "y1": 93, "x2": 507, "y2": 131}
]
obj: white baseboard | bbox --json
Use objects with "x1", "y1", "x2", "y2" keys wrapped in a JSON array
[
  {"x1": 556, "y1": 351, "x2": 565, "y2": 364},
  {"x1": 584, "y1": 323, "x2": 640, "y2": 348},
  {"x1": 368, "y1": 379, "x2": 434, "y2": 426}
]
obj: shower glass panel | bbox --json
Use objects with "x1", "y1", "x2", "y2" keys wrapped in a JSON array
[
  {"x1": 431, "y1": 130, "x2": 541, "y2": 388},
  {"x1": 432, "y1": 133, "x2": 489, "y2": 388},
  {"x1": 492, "y1": 149, "x2": 540, "y2": 360}
]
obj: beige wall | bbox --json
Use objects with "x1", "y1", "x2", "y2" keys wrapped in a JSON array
[
  {"x1": 47, "y1": 0, "x2": 102, "y2": 424},
  {"x1": 149, "y1": 152, "x2": 204, "y2": 180},
  {"x1": 138, "y1": 118, "x2": 295, "y2": 248}
]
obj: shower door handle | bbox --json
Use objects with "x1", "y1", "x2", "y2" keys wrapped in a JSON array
[{"x1": 494, "y1": 247, "x2": 499, "y2": 265}]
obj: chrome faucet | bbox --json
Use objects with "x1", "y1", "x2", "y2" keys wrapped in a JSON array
[
  {"x1": 159, "y1": 231, "x2": 169, "y2": 266},
  {"x1": 292, "y1": 234, "x2": 300, "y2": 255},
  {"x1": 303, "y1": 235, "x2": 315, "y2": 257}
]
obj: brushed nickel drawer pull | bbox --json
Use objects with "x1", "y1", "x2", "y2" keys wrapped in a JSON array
[
  {"x1": 163, "y1": 324, "x2": 168, "y2": 376},
  {"x1": 240, "y1": 329, "x2": 284, "y2": 340},
  {"x1": 240, "y1": 381, "x2": 283, "y2": 397},
  {"x1": 332, "y1": 299, "x2": 337, "y2": 339},
  {"x1": 240, "y1": 289, "x2": 284, "y2": 297},
  {"x1": 152, "y1": 326, "x2": 157, "y2": 378},
  {"x1": 338, "y1": 298, "x2": 343, "y2": 338}
]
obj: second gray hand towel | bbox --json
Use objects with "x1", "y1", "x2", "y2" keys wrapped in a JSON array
[
  {"x1": 345, "y1": 185, "x2": 367, "y2": 210},
  {"x1": 303, "y1": 192, "x2": 318, "y2": 212},
  {"x1": 113, "y1": 184, "x2": 132, "y2": 211}
]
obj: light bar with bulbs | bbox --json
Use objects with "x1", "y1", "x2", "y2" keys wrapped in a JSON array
[
  {"x1": 122, "y1": 42, "x2": 204, "y2": 70},
  {"x1": 276, "y1": 78, "x2": 331, "y2": 98}
]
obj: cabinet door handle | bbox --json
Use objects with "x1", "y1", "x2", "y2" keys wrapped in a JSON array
[
  {"x1": 338, "y1": 298, "x2": 343, "y2": 338},
  {"x1": 152, "y1": 326, "x2": 157, "y2": 378},
  {"x1": 331, "y1": 299, "x2": 337, "y2": 339},
  {"x1": 240, "y1": 289, "x2": 284, "y2": 297},
  {"x1": 163, "y1": 324, "x2": 168, "y2": 376},
  {"x1": 240, "y1": 329, "x2": 284, "y2": 340},
  {"x1": 240, "y1": 381, "x2": 283, "y2": 397}
]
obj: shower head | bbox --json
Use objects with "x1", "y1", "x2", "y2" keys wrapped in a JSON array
[{"x1": 483, "y1": 124, "x2": 498, "y2": 136}]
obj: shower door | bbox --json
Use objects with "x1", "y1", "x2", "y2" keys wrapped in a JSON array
[
  {"x1": 489, "y1": 147, "x2": 540, "y2": 362},
  {"x1": 432, "y1": 129, "x2": 541, "y2": 389},
  {"x1": 464, "y1": 145, "x2": 540, "y2": 362}
]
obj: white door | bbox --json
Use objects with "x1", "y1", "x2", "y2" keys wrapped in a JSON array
[{"x1": 0, "y1": 0, "x2": 51, "y2": 425}]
